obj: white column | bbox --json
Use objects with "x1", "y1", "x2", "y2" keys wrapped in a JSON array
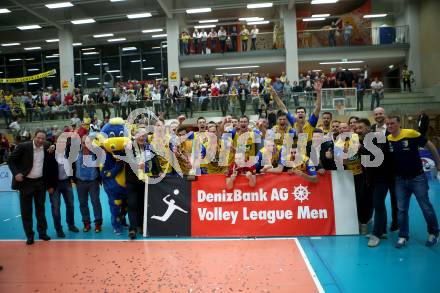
[
  {"x1": 166, "y1": 19, "x2": 181, "y2": 88},
  {"x1": 403, "y1": 2, "x2": 422, "y2": 89},
  {"x1": 58, "y1": 27, "x2": 75, "y2": 102},
  {"x1": 283, "y1": 5, "x2": 299, "y2": 83}
]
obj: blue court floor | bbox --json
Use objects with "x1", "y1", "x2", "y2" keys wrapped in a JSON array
[{"x1": 1, "y1": 181, "x2": 440, "y2": 293}]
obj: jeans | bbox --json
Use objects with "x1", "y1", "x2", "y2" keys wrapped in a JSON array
[
  {"x1": 395, "y1": 174, "x2": 439, "y2": 239},
  {"x1": 371, "y1": 181, "x2": 389, "y2": 237},
  {"x1": 220, "y1": 95, "x2": 228, "y2": 116},
  {"x1": 251, "y1": 38, "x2": 257, "y2": 50},
  {"x1": 201, "y1": 41, "x2": 207, "y2": 54},
  {"x1": 371, "y1": 92, "x2": 380, "y2": 110},
  {"x1": 76, "y1": 179, "x2": 102, "y2": 224},
  {"x1": 344, "y1": 33, "x2": 351, "y2": 46},
  {"x1": 357, "y1": 93, "x2": 364, "y2": 111},
  {"x1": 242, "y1": 40, "x2": 248, "y2": 51},
  {"x1": 49, "y1": 179, "x2": 75, "y2": 232},
  {"x1": 328, "y1": 33, "x2": 336, "y2": 46}
]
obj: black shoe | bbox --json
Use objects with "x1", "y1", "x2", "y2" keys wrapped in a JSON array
[
  {"x1": 129, "y1": 230, "x2": 136, "y2": 240},
  {"x1": 390, "y1": 222, "x2": 399, "y2": 232},
  {"x1": 26, "y1": 238, "x2": 34, "y2": 245},
  {"x1": 56, "y1": 230, "x2": 66, "y2": 238},
  {"x1": 68, "y1": 225, "x2": 80, "y2": 233},
  {"x1": 39, "y1": 234, "x2": 51, "y2": 241}
]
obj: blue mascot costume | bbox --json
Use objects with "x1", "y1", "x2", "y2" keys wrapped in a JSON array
[{"x1": 99, "y1": 117, "x2": 130, "y2": 235}]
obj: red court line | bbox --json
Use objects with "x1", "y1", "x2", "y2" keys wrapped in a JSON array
[{"x1": 0, "y1": 239, "x2": 321, "y2": 293}]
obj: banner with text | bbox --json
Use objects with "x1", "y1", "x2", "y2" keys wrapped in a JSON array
[
  {"x1": 144, "y1": 172, "x2": 359, "y2": 237},
  {"x1": 192, "y1": 173, "x2": 338, "y2": 237}
]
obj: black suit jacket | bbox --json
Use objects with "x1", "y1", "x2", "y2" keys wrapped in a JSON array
[
  {"x1": 370, "y1": 123, "x2": 390, "y2": 136},
  {"x1": 8, "y1": 141, "x2": 58, "y2": 190}
]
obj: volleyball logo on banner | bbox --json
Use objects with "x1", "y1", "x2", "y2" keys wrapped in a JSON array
[{"x1": 147, "y1": 176, "x2": 191, "y2": 236}]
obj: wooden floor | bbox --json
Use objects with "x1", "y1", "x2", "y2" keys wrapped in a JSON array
[{"x1": 0, "y1": 239, "x2": 320, "y2": 293}]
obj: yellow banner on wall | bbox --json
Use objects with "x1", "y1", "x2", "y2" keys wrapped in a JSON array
[{"x1": 0, "y1": 69, "x2": 57, "y2": 84}]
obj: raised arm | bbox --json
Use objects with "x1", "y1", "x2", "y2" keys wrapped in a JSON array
[
  {"x1": 313, "y1": 80, "x2": 322, "y2": 118},
  {"x1": 425, "y1": 141, "x2": 440, "y2": 170},
  {"x1": 269, "y1": 87, "x2": 288, "y2": 113}
]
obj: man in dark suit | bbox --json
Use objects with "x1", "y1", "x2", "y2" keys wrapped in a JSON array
[
  {"x1": 8, "y1": 129, "x2": 57, "y2": 245},
  {"x1": 417, "y1": 111, "x2": 430, "y2": 137},
  {"x1": 371, "y1": 107, "x2": 398, "y2": 231}
]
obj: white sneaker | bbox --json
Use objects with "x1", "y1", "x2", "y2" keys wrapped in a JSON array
[
  {"x1": 395, "y1": 237, "x2": 407, "y2": 248},
  {"x1": 426, "y1": 234, "x2": 439, "y2": 247},
  {"x1": 368, "y1": 235, "x2": 380, "y2": 247},
  {"x1": 359, "y1": 224, "x2": 369, "y2": 235}
]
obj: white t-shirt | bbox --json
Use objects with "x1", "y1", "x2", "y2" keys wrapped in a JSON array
[
  {"x1": 370, "y1": 81, "x2": 383, "y2": 93},
  {"x1": 251, "y1": 28, "x2": 259, "y2": 38}
]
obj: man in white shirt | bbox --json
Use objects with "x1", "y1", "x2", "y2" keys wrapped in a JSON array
[
  {"x1": 250, "y1": 25, "x2": 259, "y2": 50},
  {"x1": 370, "y1": 77, "x2": 384, "y2": 110},
  {"x1": 8, "y1": 130, "x2": 57, "y2": 244}
]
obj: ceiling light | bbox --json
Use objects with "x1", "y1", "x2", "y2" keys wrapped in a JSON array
[
  {"x1": 45, "y1": 39, "x2": 59, "y2": 42},
  {"x1": 108, "y1": 38, "x2": 126, "y2": 42},
  {"x1": 312, "y1": 70, "x2": 322, "y2": 72},
  {"x1": 94, "y1": 63, "x2": 108, "y2": 66},
  {"x1": 148, "y1": 73, "x2": 161, "y2": 76},
  {"x1": 28, "y1": 82, "x2": 39, "y2": 85},
  {"x1": 82, "y1": 47, "x2": 95, "y2": 51},
  {"x1": 25, "y1": 58, "x2": 35, "y2": 61},
  {"x1": 363, "y1": 14, "x2": 388, "y2": 18},
  {"x1": 216, "y1": 65, "x2": 260, "y2": 70},
  {"x1": 239, "y1": 17, "x2": 264, "y2": 21},
  {"x1": 46, "y1": 55, "x2": 59, "y2": 59},
  {"x1": 1, "y1": 43, "x2": 20, "y2": 47},
  {"x1": 122, "y1": 47, "x2": 137, "y2": 51},
  {"x1": 130, "y1": 59, "x2": 146, "y2": 63},
  {"x1": 142, "y1": 28, "x2": 163, "y2": 33},
  {"x1": 87, "y1": 77, "x2": 100, "y2": 80},
  {"x1": 152, "y1": 34, "x2": 167, "y2": 38},
  {"x1": 28, "y1": 68, "x2": 39, "y2": 72},
  {"x1": 186, "y1": 8, "x2": 211, "y2": 14},
  {"x1": 389, "y1": 65, "x2": 394, "y2": 69},
  {"x1": 199, "y1": 19, "x2": 218, "y2": 23},
  {"x1": 93, "y1": 33, "x2": 113, "y2": 38},
  {"x1": 151, "y1": 46, "x2": 160, "y2": 49},
  {"x1": 47, "y1": 76, "x2": 56, "y2": 78},
  {"x1": 247, "y1": 3, "x2": 273, "y2": 9},
  {"x1": 348, "y1": 68, "x2": 361, "y2": 71},
  {"x1": 303, "y1": 18, "x2": 326, "y2": 21},
  {"x1": 142, "y1": 67, "x2": 154, "y2": 70},
  {"x1": 75, "y1": 73, "x2": 88, "y2": 76},
  {"x1": 247, "y1": 21, "x2": 269, "y2": 25},
  {"x1": 127, "y1": 12, "x2": 152, "y2": 19},
  {"x1": 312, "y1": 14, "x2": 330, "y2": 17},
  {"x1": 107, "y1": 70, "x2": 120, "y2": 73},
  {"x1": 319, "y1": 60, "x2": 364, "y2": 64},
  {"x1": 9, "y1": 58, "x2": 22, "y2": 61},
  {"x1": 45, "y1": 2, "x2": 73, "y2": 9},
  {"x1": 24, "y1": 47, "x2": 42, "y2": 51},
  {"x1": 311, "y1": 0, "x2": 339, "y2": 4},
  {"x1": 73, "y1": 42, "x2": 82, "y2": 46},
  {"x1": 17, "y1": 25, "x2": 42, "y2": 30},
  {"x1": 110, "y1": 0, "x2": 126, "y2": 2},
  {"x1": 225, "y1": 73, "x2": 241, "y2": 76},
  {"x1": 71, "y1": 18, "x2": 95, "y2": 25},
  {"x1": 83, "y1": 51, "x2": 99, "y2": 55},
  {"x1": 194, "y1": 24, "x2": 216, "y2": 29},
  {"x1": 0, "y1": 8, "x2": 11, "y2": 13}
]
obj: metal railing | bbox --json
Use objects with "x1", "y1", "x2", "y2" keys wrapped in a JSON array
[
  {"x1": 297, "y1": 25, "x2": 409, "y2": 49},
  {"x1": 179, "y1": 31, "x2": 284, "y2": 55}
]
